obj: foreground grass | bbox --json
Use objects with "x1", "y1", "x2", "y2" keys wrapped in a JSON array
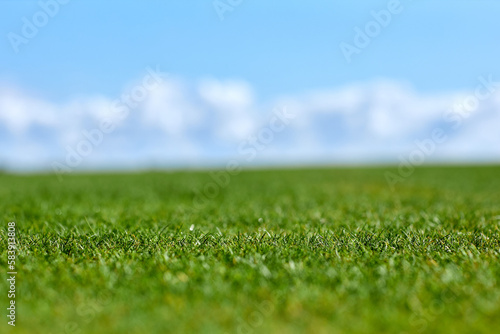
[{"x1": 1, "y1": 166, "x2": 499, "y2": 333}]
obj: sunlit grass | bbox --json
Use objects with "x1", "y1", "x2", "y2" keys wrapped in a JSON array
[{"x1": 1, "y1": 166, "x2": 499, "y2": 333}]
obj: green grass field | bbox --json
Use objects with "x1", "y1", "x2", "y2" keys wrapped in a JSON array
[{"x1": 1, "y1": 166, "x2": 500, "y2": 333}]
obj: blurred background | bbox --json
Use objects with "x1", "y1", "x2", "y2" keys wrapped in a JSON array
[{"x1": 1, "y1": 0, "x2": 499, "y2": 172}]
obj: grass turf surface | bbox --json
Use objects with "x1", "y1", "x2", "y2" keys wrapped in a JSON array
[{"x1": 1, "y1": 166, "x2": 500, "y2": 333}]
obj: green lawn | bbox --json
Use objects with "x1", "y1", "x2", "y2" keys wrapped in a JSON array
[{"x1": 1, "y1": 166, "x2": 499, "y2": 333}]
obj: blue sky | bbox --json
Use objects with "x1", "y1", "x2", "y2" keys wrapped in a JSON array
[{"x1": 1, "y1": 0, "x2": 500, "y2": 171}]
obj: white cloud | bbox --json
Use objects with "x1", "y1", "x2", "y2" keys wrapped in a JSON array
[
  {"x1": 0, "y1": 87, "x2": 58, "y2": 135},
  {"x1": 198, "y1": 79, "x2": 254, "y2": 111},
  {"x1": 198, "y1": 79, "x2": 257, "y2": 141},
  {"x1": 141, "y1": 79, "x2": 199, "y2": 137},
  {"x1": 0, "y1": 76, "x2": 499, "y2": 171}
]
